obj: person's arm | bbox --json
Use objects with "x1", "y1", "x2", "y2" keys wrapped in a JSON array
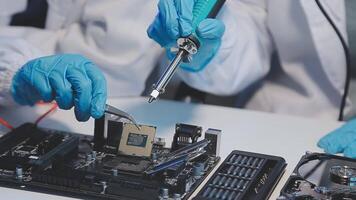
[
  {"x1": 0, "y1": 0, "x2": 70, "y2": 106},
  {"x1": 0, "y1": 1, "x2": 107, "y2": 120},
  {"x1": 0, "y1": 37, "x2": 43, "y2": 106},
  {"x1": 0, "y1": 37, "x2": 107, "y2": 121},
  {"x1": 178, "y1": 0, "x2": 274, "y2": 95},
  {"x1": 0, "y1": 0, "x2": 159, "y2": 120},
  {"x1": 11, "y1": 53, "x2": 107, "y2": 121},
  {"x1": 0, "y1": 24, "x2": 69, "y2": 107}
]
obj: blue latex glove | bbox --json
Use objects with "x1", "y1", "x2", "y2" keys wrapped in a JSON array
[
  {"x1": 147, "y1": 0, "x2": 225, "y2": 72},
  {"x1": 318, "y1": 119, "x2": 356, "y2": 158},
  {"x1": 11, "y1": 54, "x2": 107, "y2": 122}
]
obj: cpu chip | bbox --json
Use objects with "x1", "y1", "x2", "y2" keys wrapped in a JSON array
[{"x1": 118, "y1": 123, "x2": 156, "y2": 157}]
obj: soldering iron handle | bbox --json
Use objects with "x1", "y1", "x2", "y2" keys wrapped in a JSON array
[
  {"x1": 191, "y1": 0, "x2": 226, "y2": 32},
  {"x1": 207, "y1": 0, "x2": 226, "y2": 18}
]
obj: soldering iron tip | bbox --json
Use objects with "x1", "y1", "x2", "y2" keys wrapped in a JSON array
[{"x1": 148, "y1": 96, "x2": 155, "y2": 103}]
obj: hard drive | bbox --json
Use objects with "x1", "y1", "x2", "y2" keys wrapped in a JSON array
[{"x1": 278, "y1": 152, "x2": 356, "y2": 200}]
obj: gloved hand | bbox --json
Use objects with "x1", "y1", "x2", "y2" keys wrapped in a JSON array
[
  {"x1": 147, "y1": 0, "x2": 225, "y2": 72},
  {"x1": 318, "y1": 119, "x2": 356, "y2": 158},
  {"x1": 11, "y1": 54, "x2": 107, "y2": 122}
]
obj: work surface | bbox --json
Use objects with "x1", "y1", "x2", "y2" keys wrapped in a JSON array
[{"x1": 0, "y1": 97, "x2": 343, "y2": 200}]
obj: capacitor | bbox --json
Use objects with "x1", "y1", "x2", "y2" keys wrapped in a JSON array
[
  {"x1": 15, "y1": 166, "x2": 23, "y2": 180},
  {"x1": 92, "y1": 151, "x2": 97, "y2": 160},
  {"x1": 173, "y1": 193, "x2": 181, "y2": 200},
  {"x1": 86, "y1": 154, "x2": 93, "y2": 162},
  {"x1": 100, "y1": 181, "x2": 107, "y2": 194},
  {"x1": 151, "y1": 152, "x2": 158, "y2": 162},
  {"x1": 193, "y1": 162, "x2": 204, "y2": 177},
  {"x1": 112, "y1": 169, "x2": 118, "y2": 176},
  {"x1": 160, "y1": 188, "x2": 169, "y2": 199}
]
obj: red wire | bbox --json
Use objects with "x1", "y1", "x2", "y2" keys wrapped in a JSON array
[
  {"x1": 0, "y1": 102, "x2": 58, "y2": 130},
  {"x1": 34, "y1": 102, "x2": 58, "y2": 125},
  {"x1": 0, "y1": 117, "x2": 14, "y2": 130}
]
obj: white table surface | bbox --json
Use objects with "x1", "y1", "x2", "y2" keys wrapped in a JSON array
[{"x1": 0, "y1": 97, "x2": 343, "y2": 200}]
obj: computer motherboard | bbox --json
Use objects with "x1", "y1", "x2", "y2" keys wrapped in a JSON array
[{"x1": 0, "y1": 113, "x2": 221, "y2": 200}]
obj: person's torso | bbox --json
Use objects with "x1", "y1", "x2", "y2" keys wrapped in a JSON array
[
  {"x1": 245, "y1": 0, "x2": 348, "y2": 120},
  {"x1": 0, "y1": 0, "x2": 27, "y2": 25}
]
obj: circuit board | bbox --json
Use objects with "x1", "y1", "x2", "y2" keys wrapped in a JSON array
[{"x1": 0, "y1": 117, "x2": 221, "y2": 200}]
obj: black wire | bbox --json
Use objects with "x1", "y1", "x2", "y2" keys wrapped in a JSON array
[{"x1": 315, "y1": 0, "x2": 351, "y2": 121}]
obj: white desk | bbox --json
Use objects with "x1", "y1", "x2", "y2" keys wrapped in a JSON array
[{"x1": 0, "y1": 97, "x2": 343, "y2": 200}]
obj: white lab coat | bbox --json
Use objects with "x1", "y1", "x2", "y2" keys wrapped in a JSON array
[
  {"x1": 179, "y1": 0, "x2": 349, "y2": 120},
  {"x1": 0, "y1": 0, "x2": 161, "y2": 105},
  {"x1": 0, "y1": 0, "x2": 350, "y2": 120}
]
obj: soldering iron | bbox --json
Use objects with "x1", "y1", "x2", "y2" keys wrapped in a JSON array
[{"x1": 148, "y1": 0, "x2": 226, "y2": 103}]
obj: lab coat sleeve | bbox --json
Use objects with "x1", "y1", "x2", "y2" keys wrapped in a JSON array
[
  {"x1": 0, "y1": 37, "x2": 43, "y2": 106},
  {"x1": 178, "y1": 0, "x2": 274, "y2": 96},
  {"x1": 0, "y1": 26, "x2": 64, "y2": 107},
  {"x1": 0, "y1": 0, "x2": 91, "y2": 106}
]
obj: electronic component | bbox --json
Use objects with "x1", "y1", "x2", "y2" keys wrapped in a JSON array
[
  {"x1": 329, "y1": 165, "x2": 356, "y2": 186},
  {"x1": 194, "y1": 150, "x2": 287, "y2": 200},
  {"x1": 153, "y1": 137, "x2": 166, "y2": 147},
  {"x1": 103, "y1": 156, "x2": 151, "y2": 174},
  {"x1": 278, "y1": 152, "x2": 356, "y2": 199},
  {"x1": 0, "y1": 121, "x2": 221, "y2": 200},
  {"x1": 95, "y1": 111, "x2": 156, "y2": 157},
  {"x1": 94, "y1": 105, "x2": 141, "y2": 153},
  {"x1": 145, "y1": 139, "x2": 210, "y2": 175},
  {"x1": 0, "y1": 123, "x2": 78, "y2": 169},
  {"x1": 172, "y1": 123, "x2": 202, "y2": 151},
  {"x1": 193, "y1": 162, "x2": 205, "y2": 178},
  {"x1": 94, "y1": 112, "x2": 123, "y2": 152},
  {"x1": 118, "y1": 123, "x2": 156, "y2": 157},
  {"x1": 204, "y1": 128, "x2": 221, "y2": 156}
]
